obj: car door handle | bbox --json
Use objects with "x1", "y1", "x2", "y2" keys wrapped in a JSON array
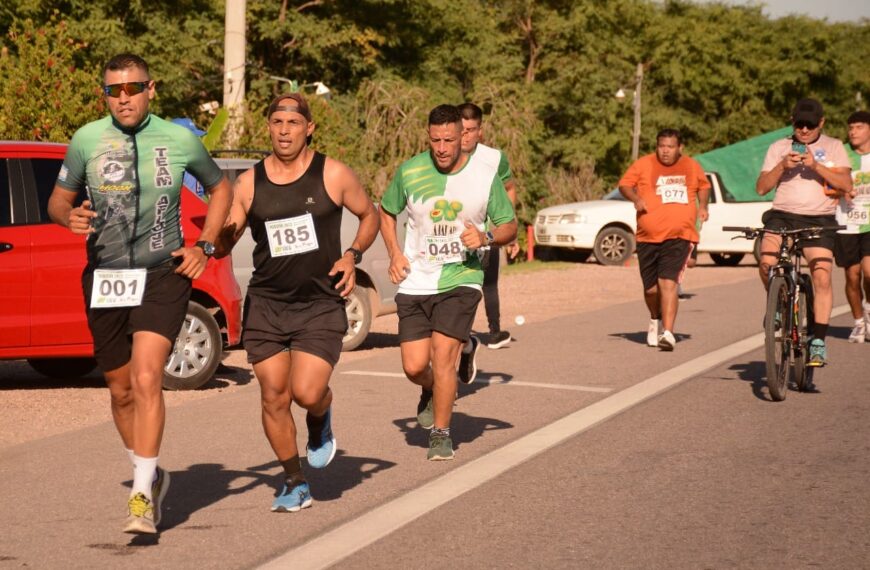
[{"x1": 0, "y1": 242, "x2": 13, "y2": 253}]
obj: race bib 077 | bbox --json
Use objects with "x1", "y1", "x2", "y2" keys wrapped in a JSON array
[
  {"x1": 660, "y1": 185, "x2": 688, "y2": 204},
  {"x1": 265, "y1": 213, "x2": 319, "y2": 257},
  {"x1": 90, "y1": 269, "x2": 147, "y2": 308}
]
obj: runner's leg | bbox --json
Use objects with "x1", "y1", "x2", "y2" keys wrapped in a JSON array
[{"x1": 430, "y1": 331, "x2": 463, "y2": 430}]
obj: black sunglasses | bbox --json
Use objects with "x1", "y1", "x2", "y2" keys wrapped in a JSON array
[
  {"x1": 103, "y1": 81, "x2": 151, "y2": 98},
  {"x1": 793, "y1": 120, "x2": 820, "y2": 130}
]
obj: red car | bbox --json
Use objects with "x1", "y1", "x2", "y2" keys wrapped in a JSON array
[{"x1": 0, "y1": 141, "x2": 241, "y2": 390}]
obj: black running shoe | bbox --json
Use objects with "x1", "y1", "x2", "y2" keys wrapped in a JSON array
[
  {"x1": 487, "y1": 330, "x2": 511, "y2": 349},
  {"x1": 458, "y1": 335, "x2": 480, "y2": 384}
]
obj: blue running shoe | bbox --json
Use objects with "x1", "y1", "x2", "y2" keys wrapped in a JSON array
[
  {"x1": 306, "y1": 408, "x2": 336, "y2": 469},
  {"x1": 271, "y1": 481, "x2": 312, "y2": 513},
  {"x1": 808, "y1": 338, "x2": 827, "y2": 367}
]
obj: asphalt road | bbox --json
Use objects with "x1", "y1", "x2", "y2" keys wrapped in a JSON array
[{"x1": 1, "y1": 273, "x2": 868, "y2": 569}]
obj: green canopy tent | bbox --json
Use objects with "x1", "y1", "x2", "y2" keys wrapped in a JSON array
[{"x1": 695, "y1": 126, "x2": 792, "y2": 202}]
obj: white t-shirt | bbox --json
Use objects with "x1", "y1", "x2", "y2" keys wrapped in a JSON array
[{"x1": 761, "y1": 133, "x2": 850, "y2": 216}]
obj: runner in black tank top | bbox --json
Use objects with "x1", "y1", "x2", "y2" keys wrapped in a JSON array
[
  {"x1": 247, "y1": 152, "x2": 343, "y2": 304},
  {"x1": 213, "y1": 93, "x2": 380, "y2": 514}
]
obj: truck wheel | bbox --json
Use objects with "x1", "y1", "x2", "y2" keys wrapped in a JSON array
[
  {"x1": 593, "y1": 227, "x2": 634, "y2": 266},
  {"x1": 710, "y1": 252, "x2": 745, "y2": 266},
  {"x1": 163, "y1": 301, "x2": 222, "y2": 391},
  {"x1": 28, "y1": 358, "x2": 97, "y2": 378},
  {"x1": 342, "y1": 286, "x2": 373, "y2": 351}
]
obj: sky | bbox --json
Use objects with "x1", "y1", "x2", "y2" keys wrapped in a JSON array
[{"x1": 697, "y1": 0, "x2": 870, "y2": 22}]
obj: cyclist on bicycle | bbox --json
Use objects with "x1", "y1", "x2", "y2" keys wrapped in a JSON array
[{"x1": 756, "y1": 98, "x2": 854, "y2": 366}]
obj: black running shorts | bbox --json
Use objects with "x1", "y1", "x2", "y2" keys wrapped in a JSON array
[
  {"x1": 82, "y1": 260, "x2": 191, "y2": 373},
  {"x1": 396, "y1": 287, "x2": 482, "y2": 343},
  {"x1": 242, "y1": 294, "x2": 347, "y2": 367},
  {"x1": 761, "y1": 209, "x2": 837, "y2": 252},
  {"x1": 833, "y1": 232, "x2": 870, "y2": 268},
  {"x1": 636, "y1": 238, "x2": 694, "y2": 290}
]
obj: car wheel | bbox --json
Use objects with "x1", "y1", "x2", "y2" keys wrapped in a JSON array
[
  {"x1": 593, "y1": 227, "x2": 635, "y2": 266},
  {"x1": 710, "y1": 252, "x2": 745, "y2": 266},
  {"x1": 28, "y1": 358, "x2": 97, "y2": 378},
  {"x1": 163, "y1": 301, "x2": 222, "y2": 391},
  {"x1": 343, "y1": 285, "x2": 373, "y2": 351}
]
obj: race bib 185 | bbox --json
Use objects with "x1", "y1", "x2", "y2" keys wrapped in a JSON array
[{"x1": 265, "y1": 213, "x2": 319, "y2": 257}]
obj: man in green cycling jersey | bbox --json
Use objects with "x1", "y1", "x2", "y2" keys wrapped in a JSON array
[{"x1": 47, "y1": 53, "x2": 232, "y2": 534}]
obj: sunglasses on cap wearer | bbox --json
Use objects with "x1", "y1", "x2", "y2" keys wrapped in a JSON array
[
  {"x1": 793, "y1": 120, "x2": 820, "y2": 130},
  {"x1": 103, "y1": 81, "x2": 151, "y2": 98}
]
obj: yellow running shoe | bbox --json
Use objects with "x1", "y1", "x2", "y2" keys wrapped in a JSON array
[{"x1": 124, "y1": 492, "x2": 157, "y2": 534}]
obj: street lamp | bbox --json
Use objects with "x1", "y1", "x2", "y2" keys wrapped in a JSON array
[{"x1": 615, "y1": 63, "x2": 644, "y2": 162}]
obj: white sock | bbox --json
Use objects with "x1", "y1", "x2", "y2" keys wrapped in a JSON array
[
  {"x1": 856, "y1": 318, "x2": 865, "y2": 326},
  {"x1": 131, "y1": 455, "x2": 159, "y2": 499},
  {"x1": 125, "y1": 448, "x2": 135, "y2": 465}
]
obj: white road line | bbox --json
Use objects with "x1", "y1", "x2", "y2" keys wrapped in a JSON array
[
  {"x1": 341, "y1": 370, "x2": 612, "y2": 393},
  {"x1": 261, "y1": 305, "x2": 851, "y2": 570}
]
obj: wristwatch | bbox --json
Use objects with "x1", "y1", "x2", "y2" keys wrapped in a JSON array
[
  {"x1": 484, "y1": 231, "x2": 495, "y2": 247},
  {"x1": 345, "y1": 247, "x2": 363, "y2": 264},
  {"x1": 195, "y1": 240, "x2": 215, "y2": 257}
]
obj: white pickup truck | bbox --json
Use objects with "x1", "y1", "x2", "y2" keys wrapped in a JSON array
[{"x1": 534, "y1": 172, "x2": 770, "y2": 266}]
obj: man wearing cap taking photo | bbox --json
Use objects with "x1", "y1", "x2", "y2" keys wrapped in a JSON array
[{"x1": 756, "y1": 98, "x2": 854, "y2": 367}]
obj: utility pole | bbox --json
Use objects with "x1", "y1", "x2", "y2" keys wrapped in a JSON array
[
  {"x1": 631, "y1": 62, "x2": 643, "y2": 162},
  {"x1": 223, "y1": 0, "x2": 246, "y2": 148}
]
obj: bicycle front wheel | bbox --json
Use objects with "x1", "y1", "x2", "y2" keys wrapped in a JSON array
[{"x1": 765, "y1": 276, "x2": 790, "y2": 401}]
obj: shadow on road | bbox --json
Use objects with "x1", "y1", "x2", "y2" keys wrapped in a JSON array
[
  {"x1": 357, "y1": 331, "x2": 401, "y2": 350},
  {"x1": 132, "y1": 462, "x2": 274, "y2": 532},
  {"x1": 392, "y1": 412, "x2": 513, "y2": 451},
  {"x1": 728, "y1": 360, "x2": 773, "y2": 401},
  {"x1": 306, "y1": 450, "x2": 397, "y2": 501},
  {"x1": 608, "y1": 331, "x2": 693, "y2": 345}
]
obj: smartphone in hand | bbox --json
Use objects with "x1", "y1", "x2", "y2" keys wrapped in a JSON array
[{"x1": 791, "y1": 141, "x2": 807, "y2": 155}]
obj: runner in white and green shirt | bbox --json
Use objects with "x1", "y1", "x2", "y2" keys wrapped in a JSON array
[
  {"x1": 379, "y1": 104, "x2": 517, "y2": 461},
  {"x1": 834, "y1": 111, "x2": 870, "y2": 342}
]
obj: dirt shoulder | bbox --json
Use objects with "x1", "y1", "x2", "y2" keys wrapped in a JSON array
[{"x1": 0, "y1": 255, "x2": 757, "y2": 451}]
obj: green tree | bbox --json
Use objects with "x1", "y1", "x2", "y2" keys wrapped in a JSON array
[{"x1": 0, "y1": 15, "x2": 103, "y2": 141}]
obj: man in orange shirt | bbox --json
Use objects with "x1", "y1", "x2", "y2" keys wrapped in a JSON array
[{"x1": 618, "y1": 129, "x2": 710, "y2": 350}]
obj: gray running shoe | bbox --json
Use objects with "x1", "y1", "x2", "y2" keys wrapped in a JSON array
[
  {"x1": 416, "y1": 390, "x2": 434, "y2": 429},
  {"x1": 427, "y1": 432, "x2": 454, "y2": 461},
  {"x1": 151, "y1": 466, "x2": 170, "y2": 527}
]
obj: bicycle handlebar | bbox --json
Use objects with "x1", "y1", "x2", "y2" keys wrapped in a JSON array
[{"x1": 724, "y1": 225, "x2": 847, "y2": 240}]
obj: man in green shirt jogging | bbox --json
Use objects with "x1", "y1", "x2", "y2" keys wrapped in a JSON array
[
  {"x1": 379, "y1": 104, "x2": 517, "y2": 461},
  {"x1": 47, "y1": 53, "x2": 232, "y2": 534}
]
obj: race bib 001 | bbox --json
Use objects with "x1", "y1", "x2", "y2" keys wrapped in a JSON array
[
  {"x1": 265, "y1": 213, "x2": 319, "y2": 257},
  {"x1": 424, "y1": 234, "x2": 465, "y2": 265},
  {"x1": 660, "y1": 185, "x2": 688, "y2": 204},
  {"x1": 90, "y1": 269, "x2": 147, "y2": 308}
]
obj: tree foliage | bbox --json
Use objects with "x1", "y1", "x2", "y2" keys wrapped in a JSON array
[{"x1": 1, "y1": 0, "x2": 868, "y2": 224}]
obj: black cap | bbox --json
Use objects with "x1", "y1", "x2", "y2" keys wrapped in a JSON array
[
  {"x1": 847, "y1": 110, "x2": 870, "y2": 125},
  {"x1": 792, "y1": 98, "x2": 824, "y2": 124}
]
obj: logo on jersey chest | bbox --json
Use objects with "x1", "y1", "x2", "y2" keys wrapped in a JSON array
[{"x1": 150, "y1": 194, "x2": 170, "y2": 251}]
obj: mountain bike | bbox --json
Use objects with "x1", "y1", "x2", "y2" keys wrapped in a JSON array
[{"x1": 725, "y1": 225, "x2": 835, "y2": 401}]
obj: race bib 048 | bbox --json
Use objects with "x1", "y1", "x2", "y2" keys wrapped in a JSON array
[
  {"x1": 423, "y1": 234, "x2": 465, "y2": 265},
  {"x1": 90, "y1": 269, "x2": 147, "y2": 308},
  {"x1": 265, "y1": 213, "x2": 319, "y2": 257}
]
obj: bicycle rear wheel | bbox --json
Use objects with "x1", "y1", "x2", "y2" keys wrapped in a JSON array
[
  {"x1": 765, "y1": 276, "x2": 790, "y2": 401},
  {"x1": 794, "y1": 275, "x2": 815, "y2": 391}
]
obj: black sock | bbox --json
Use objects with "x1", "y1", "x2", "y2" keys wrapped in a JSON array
[
  {"x1": 279, "y1": 455, "x2": 305, "y2": 486},
  {"x1": 813, "y1": 323, "x2": 828, "y2": 341},
  {"x1": 431, "y1": 427, "x2": 450, "y2": 437},
  {"x1": 306, "y1": 411, "x2": 326, "y2": 430}
]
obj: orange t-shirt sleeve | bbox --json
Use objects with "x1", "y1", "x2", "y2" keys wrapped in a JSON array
[{"x1": 619, "y1": 159, "x2": 645, "y2": 190}]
